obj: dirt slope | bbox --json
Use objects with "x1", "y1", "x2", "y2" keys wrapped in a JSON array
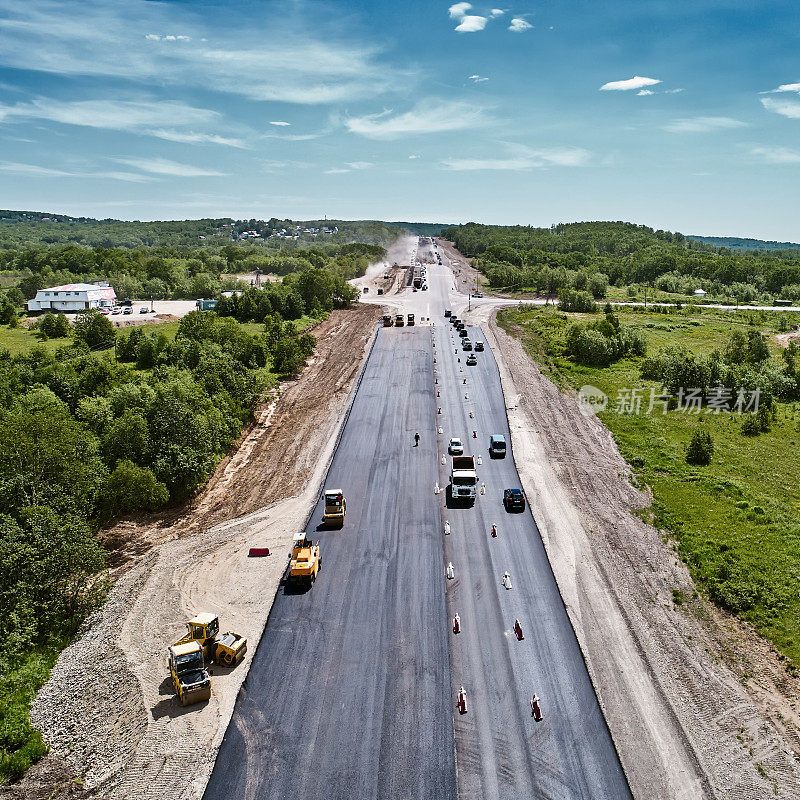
[{"x1": 481, "y1": 308, "x2": 800, "y2": 799}]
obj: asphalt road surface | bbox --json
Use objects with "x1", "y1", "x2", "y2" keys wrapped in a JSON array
[
  {"x1": 204, "y1": 325, "x2": 457, "y2": 800},
  {"x1": 205, "y1": 237, "x2": 632, "y2": 800}
]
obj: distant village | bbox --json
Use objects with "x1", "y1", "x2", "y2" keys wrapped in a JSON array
[{"x1": 227, "y1": 222, "x2": 339, "y2": 241}]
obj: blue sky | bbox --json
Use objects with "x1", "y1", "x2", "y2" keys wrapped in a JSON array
[{"x1": 0, "y1": 0, "x2": 799, "y2": 238}]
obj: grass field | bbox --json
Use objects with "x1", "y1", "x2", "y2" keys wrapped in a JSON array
[{"x1": 499, "y1": 305, "x2": 800, "y2": 666}]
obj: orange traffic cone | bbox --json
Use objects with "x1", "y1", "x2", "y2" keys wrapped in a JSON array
[
  {"x1": 458, "y1": 686, "x2": 468, "y2": 714},
  {"x1": 453, "y1": 613, "x2": 461, "y2": 634}
]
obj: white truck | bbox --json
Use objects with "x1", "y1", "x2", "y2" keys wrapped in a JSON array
[{"x1": 450, "y1": 455, "x2": 477, "y2": 502}]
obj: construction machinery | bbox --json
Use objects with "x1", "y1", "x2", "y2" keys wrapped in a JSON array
[
  {"x1": 322, "y1": 489, "x2": 346, "y2": 528},
  {"x1": 383, "y1": 314, "x2": 393, "y2": 327},
  {"x1": 176, "y1": 613, "x2": 248, "y2": 667},
  {"x1": 169, "y1": 641, "x2": 211, "y2": 706},
  {"x1": 289, "y1": 531, "x2": 321, "y2": 587},
  {"x1": 395, "y1": 314, "x2": 404, "y2": 327}
]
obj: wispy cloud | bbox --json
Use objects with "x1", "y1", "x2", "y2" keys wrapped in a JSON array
[
  {"x1": 269, "y1": 121, "x2": 291, "y2": 126},
  {"x1": 409, "y1": 154, "x2": 421, "y2": 159},
  {"x1": 490, "y1": 9, "x2": 506, "y2": 17},
  {"x1": 665, "y1": 88, "x2": 685, "y2": 94},
  {"x1": 509, "y1": 18, "x2": 532, "y2": 32},
  {"x1": 468, "y1": 74, "x2": 489, "y2": 83},
  {"x1": 345, "y1": 101, "x2": 489, "y2": 139},
  {"x1": 664, "y1": 116, "x2": 747, "y2": 133},
  {"x1": 145, "y1": 33, "x2": 191, "y2": 41},
  {"x1": 114, "y1": 157, "x2": 224, "y2": 177},
  {"x1": 750, "y1": 145, "x2": 800, "y2": 164},
  {"x1": 0, "y1": 0, "x2": 405, "y2": 105},
  {"x1": 443, "y1": 143, "x2": 591, "y2": 171},
  {"x1": 764, "y1": 83, "x2": 800, "y2": 94},
  {"x1": 0, "y1": 98, "x2": 247, "y2": 147},
  {"x1": 449, "y1": 2, "x2": 472, "y2": 18},
  {"x1": 324, "y1": 161, "x2": 374, "y2": 175},
  {"x1": 0, "y1": 161, "x2": 151, "y2": 181},
  {"x1": 600, "y1": 76, "x2": 661, "y2": 91},
  {"x1": 761, "y1": 96, "x2": 800, "y2": 119},
  {"x1": 456, "y1": 15, "x2": 488, "y2": 32},
  {"x1": 637, "y1": 90, "x2": 654, "y2": 96}
]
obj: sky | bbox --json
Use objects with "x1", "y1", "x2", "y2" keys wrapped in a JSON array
[{"x1": 0, "y1": 0, "x2": 799, "y2": 239}]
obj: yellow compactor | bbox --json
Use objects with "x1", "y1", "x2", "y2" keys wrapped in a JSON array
[
  {"x1": 322, "y1": 489, "x2": 346, "y2": 528},
  {"x1": 175, "y1": 613, "x2": 248, "y2": 667},
  {"x1": 168, "y1": 641, "x2": 211, "y2": 706},
  {"x1": 289, "y1": 532, "x2": 321, "y2": 587}
]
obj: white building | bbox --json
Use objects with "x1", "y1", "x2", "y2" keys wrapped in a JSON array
[{"x1": 26, "y1": 282, "x2": 116, "y2": 313}]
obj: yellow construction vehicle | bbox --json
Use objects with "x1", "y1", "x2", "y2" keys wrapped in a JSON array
[
  {"x1": 176, "y1": 613, "x2": 248, "y2": 667},
  {"x1": 168, "y1": 641, "x2": 211, "y2": 706},
  {"x1": 322, "y1": 489, "x2": 346, "y2": 528},
  {"x1": 289, "y1": 531, "x2": 321, "y2": 586}
]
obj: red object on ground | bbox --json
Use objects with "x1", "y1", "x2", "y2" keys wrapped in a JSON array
[
  {"x1": 248, "y1": 547, "x2": 271, "y2": 557},
  {"x1": 514, "y1": 619, "x2": 524, "y2": 640},
  {"x1": 458, "y1": 687, "x2": 468, "y2": 714},
  {"x1": 473, "y1": 430, "x2": 477, "y2": 438},
  {"x1": 531, "y1": 695, "x2": 543, "y2": 721},
  {"x1": 453, "y1": 614, "x2": 461, "y2": 634}
]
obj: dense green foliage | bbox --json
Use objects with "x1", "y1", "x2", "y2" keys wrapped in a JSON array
[
  {"x1": 443, "y1": 221, "x2": 800, "y2": 303},
  {"x1": 500, "y1": 304, "x2": 800, "y2": 667},
  {"x1": 565, "y1": 308, "x2": 647, "y2": 366}
]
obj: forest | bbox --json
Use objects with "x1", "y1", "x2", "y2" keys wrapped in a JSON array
[{"x1": 442, "y1": 221, "x2": 800, "y2": 304}]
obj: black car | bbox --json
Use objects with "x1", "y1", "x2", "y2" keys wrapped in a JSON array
[
  {"x1": 466, "y1": 354, "x2": 477, "y2": 366},
  {"x1": 503, "y1": 488, "x2": 526, "y2": 512},
  {"x1": 459, "y1": 328, "x2": 468, "y2": 338},
  {"x1": 444, "y1": 309, "x2": 451, "y2": 317},
  {"x1": 462, "y1": 340, "x2": 472, "y2": 350}
]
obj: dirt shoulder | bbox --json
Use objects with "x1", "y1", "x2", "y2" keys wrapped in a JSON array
[
  {"x1": 7, "y1": 304, "x2": 381, "y2": 800},
  {"x1": 481, "y1": 307, "x2": 800, "y2": 799}
]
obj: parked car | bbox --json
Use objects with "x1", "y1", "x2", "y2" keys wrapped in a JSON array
[
  {"x1": 448, "y1": 437, "x2": 464, "y2": 455},
  {"x1": 111, "y1": 307, "x2": 122, "y2": 315},
  {"x1": 139, "y1": 306, "x2": 149, "y2": 314},
  {"x1": 503, "y1": 488, "x2": 526, "y2": 512},
  {"x1": 472, "y1": 291, "x2": 483, "y2": 298},
  {"x1": 466, "y1": 354, "x2": 478, "y2": 366},
  {"x1": 99, "y1": 308, "x2": 110, "y2": 315},
  {"x1": 123, "y1": 307, "x2": 133, "y2": 315},
  {"x1": 475, "y1": 341, "x2": 484, "y2": 352}
]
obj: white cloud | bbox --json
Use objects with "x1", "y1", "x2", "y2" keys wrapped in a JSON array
[
  {"x1": 491, "y1": 9, "x2": 505, "y2": 17},
  {"x1": 145, "y1": 33, "x2": 190, "y2": 41},
  {"x1": 324, "y1": 167, "x2": 350, "y2": 174},
  {"x1": 664, "y1": 116, "x2": 747, "y2": 133},
  {"x1": 599, "y1": 76, "x2": 661, "y2": 91},
  {"x1": 761, "y1": 96, "x2": 800, "y2": 119},
  {"x1": 345, "y1": 161, "x2": 374, "y2": 169},
  {"x1": 269, "y1": 121, "x2": 291, "y2": 126},
  {"x1": 443, "y1": 144, "x2": 591, "y2": 171},
  {"x1": 409, "y1": 154, "x2": 420, "y2": 159},
  {"x1": 750, "y1": 145, "x2": 800, "y2": 164},
  {"x1": 0, "y1": 161, "x2": 151, "y2": 181},
  {"x1": 114, "y1": 157, "x2": 224, "y2": 176},
  {"x1": 766, "y1": 83, "x2": 800, "y2": 94},
  {"x1": 345, "y1": 101, "x2": 489, "y2": 139},
  {"x1": 508, "y1": 18, "x2": 532, "y2": 32},
  {"x1": 665, "y1": 88, "x2": 685, "y2": 94},
  {"x1": 0, "y1": 0, "x2": 404, "y2": 105},
  {"x1": 0, "y1": 98, "x2": 247, "y2": 146},
  {"x1": 468, "y1": 74, "x2": 489, "y2": 83},
  {"x1": 449, "y1": 2, "x2": 472, "y2": 18},
  {"x1": 456, "y1": 15, "x2": 488, "y2": 32},
  {"x1": 637, "y1": 90, "x2": 654, "y2": 96}
]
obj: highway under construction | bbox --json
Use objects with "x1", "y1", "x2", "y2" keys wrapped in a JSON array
[{"x1": 204, "y1": 240, "x2": 632, "y2": 800}]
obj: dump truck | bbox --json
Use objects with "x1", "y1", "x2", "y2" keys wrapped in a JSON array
[
  {"x1": 407, "y1": 313, "x2": 415, "y2": 326},
  {"x1": 289, "y1": 532, "x2": 321, "y2": 586},
  {"x1": 395, "y1": 314, "x2": 404, "y2": 327},
  {"x1": 322, "y1": 488, "x2": 346, "y2": 528},
  {"x1": 169, "y1": 641, "x2": 211, "y2": 706},
  {"x1": 175, "y1": 612, "x2": 248, "y2": 667},
  {"x1": 450, "y1": 455, "x2": 478, "y2": 502},
  {"x1": 383, "y1": 314, "x2": 393, "y2": 327}
]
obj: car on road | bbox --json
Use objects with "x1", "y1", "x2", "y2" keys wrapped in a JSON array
[
  {"x1": 466, "y1": 354, "x2": 477, "y2": 366},
  {"x1": 503, "y1": 488, "x2": 526, "y2": 512},
  {"x1": 459, "y1": 328, "x2": 468, "y2": 338},
  {"x1": 139, "y1": 306, "x2": 149, "y2": 314},
  {"x1": 444, "y1": 309, "x2": 451, "y2": 317},
  {"x1": 475, "y1": 341, "x2": 484, "y2": 351},
  {"x1": 123, "y1": 307, "x2": 133, "y2": 315},
  {"x1": 472, "y1": 291, "x2": 483, "y2": 298},
  {"x1": 100, "y1": 308, "x2": 110, "y2": 315},
  {"x1": 489, "y1": 434, "x2": 507, "y2": 457},
  {"x1": 448, "y1": 437, "x2": 464, "y2": 455},
  {"x1": 111, "y1": 307, "x2": 121, "y2": 315},
  {"x1": 462, "y1": 340, "x2": 472, "y2": 350}
]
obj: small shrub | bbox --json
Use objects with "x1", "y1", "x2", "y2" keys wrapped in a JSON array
[
  {"x1": 741, "y1": 414, "x2": 761, "y2": 437},
  {"x1": 686, "y1": 430, "x2": 714, "y2": 465}
]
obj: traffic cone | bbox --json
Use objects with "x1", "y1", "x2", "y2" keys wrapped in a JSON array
[
  {"x1": 477, "y1": 454, "x2": 482, "y2": 465},
  {"x1": 465, "y1": 393, "x2": 469, "y2": 399},
  {"x1": 491, "y1": 524, "x2": 497, "y2": 538},
  {"x1": 453, "y1": 613, "x2": 461, "y2": 634},
  {"x1": 438, "y1": 407, "x2": 442, "y2": 415},
  {"x1": 463, "y1": 379, "x2": 467, "y2": 385},
  {"x1": 531, "y1": 694, "x2": 542, "y2": 721},
  {"x1": 458, "y1": 686, "x2": 468, "y2": 714},
  {"x1": 446, "y1": 562, "x2": 455, "y2": 580},
  {"x1": 480, "y1": 482, "x2": 486, "y2": 495},
  {"x1": 441, "y1": 455, "x2": 446, "y2": 465},
  {"x1": 472, "y1": 430, "x2": 477, "y2": 438},
  {"x1": 514, "y1": 619, "x2": 524, "y2": 640},
  {"x1": 444, "y1": 520, "x2": 451, "y2": 535}
]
